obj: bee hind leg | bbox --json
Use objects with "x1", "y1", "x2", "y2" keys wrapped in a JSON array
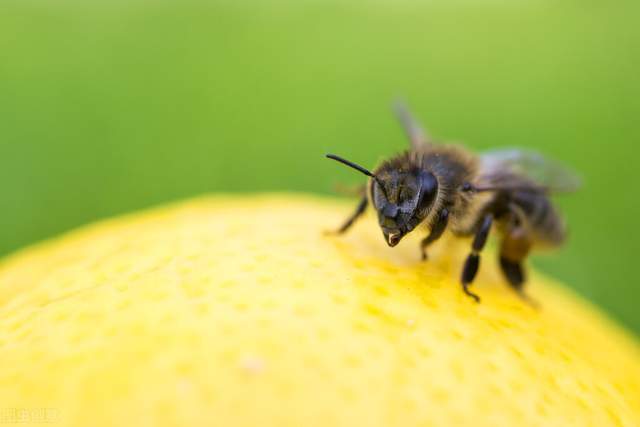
[
  {"x1": 326, "y1": 196, "x2": 368, "y2": 235},
  {"x1": 460, "y1": 214, "x2": 493, "y2": 303},
  {"x1": 499, "y1": 223, "x2": 540, "y2": 308},
  {"x1": 499, "y1": 257, "x2": 539, "y2": 308}
]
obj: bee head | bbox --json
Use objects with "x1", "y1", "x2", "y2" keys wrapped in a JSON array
[
  {"x1": 371, "y1": 168, "x2": 438, "y2": 247},
  {"x1": 325, "y1": 154, "x2": 438, "y2": 248}
]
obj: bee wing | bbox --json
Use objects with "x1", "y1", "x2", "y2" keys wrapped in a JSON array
[
  {"x1": 479, "y1": 148, "x2": 581, "y2": 194},
  {"x1": 393, "y1": 102, "x2": 433, "y2": 150}
]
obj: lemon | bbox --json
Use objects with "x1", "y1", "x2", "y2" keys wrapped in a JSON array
[{"x1": 0, "y1": 194, "x2": 638, "y2": 427}]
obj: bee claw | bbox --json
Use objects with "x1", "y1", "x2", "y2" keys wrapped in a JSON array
[{"x1": 462, "y1": 284, "x2": 481, "y2": 303}]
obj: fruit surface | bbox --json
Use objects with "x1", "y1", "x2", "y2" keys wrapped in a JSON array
[{"x1": 0, "y1": 195, "x2": 638, "y2": 426}]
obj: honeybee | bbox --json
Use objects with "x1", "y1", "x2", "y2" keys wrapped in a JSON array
[{"x1": 326, "y1": 104, "x2": 579, "y2": 303}]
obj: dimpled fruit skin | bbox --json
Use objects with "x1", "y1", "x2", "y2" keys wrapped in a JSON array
[{"x1": 0, "y1": 195, "x2": 639, "y2": 427}]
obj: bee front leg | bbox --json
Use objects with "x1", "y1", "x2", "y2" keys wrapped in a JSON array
[
  {"x1": 328, "y1": 196, "x2": 368, "y2": 235},
  {"x1": 420, "y1": 208, "x2": 449, "y2": 260},
  {"x1": 460, "y1": 214, "x2": 493, "y2": 303}
]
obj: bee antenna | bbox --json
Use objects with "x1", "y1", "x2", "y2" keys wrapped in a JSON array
[
  {"x1": 326, "y1": 154, "x2": 375, "y2": 177},
  {"x1": 325, "y1": 154, "x2": 386, "y2": 193}
]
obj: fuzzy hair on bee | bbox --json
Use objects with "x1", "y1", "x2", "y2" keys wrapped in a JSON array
[{"x1": 326, "y1": 103, "x2": 579, "y2": 303}]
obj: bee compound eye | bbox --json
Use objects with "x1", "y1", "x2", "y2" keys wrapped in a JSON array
[{"x1": 418, "y1": 172, "x2": 438, "y2": 208}]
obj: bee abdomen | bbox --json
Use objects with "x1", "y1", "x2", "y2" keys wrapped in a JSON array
[{"x1": 512, "y1": 191, "x2": 565, "y2": 246}]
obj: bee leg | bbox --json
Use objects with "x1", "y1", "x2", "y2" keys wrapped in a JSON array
[
  {"x1": 499, "y1": 256, "x2": 524, "y2": 289},
  {"x1": 499, "y1": 219, "x2": 539, "y2": 307},
  {"x1": 327, "y1": 197, "x2": 368, "y2": 235},
  {"x1": 420, "y1": 208, "x2": 449, "y2": 260},
  {"x1": 460, "y1": 214, "x2": 493, "y2": 303},
  {"x1": 498, "y1": 257, "x2": 540, "y2": 308}
]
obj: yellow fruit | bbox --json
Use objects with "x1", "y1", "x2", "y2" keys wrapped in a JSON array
[{"x1": 0, "y1": 194, "x2": 638, "y2": 427}]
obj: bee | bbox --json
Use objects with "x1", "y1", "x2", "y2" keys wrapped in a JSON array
[{"x1": 326, "y1": 104, "x2": 579, "y2": 303}]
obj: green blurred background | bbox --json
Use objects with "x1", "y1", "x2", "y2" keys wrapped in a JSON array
[{"x1": 1, "y1": 0, "x2": 638, "y2": 333}]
